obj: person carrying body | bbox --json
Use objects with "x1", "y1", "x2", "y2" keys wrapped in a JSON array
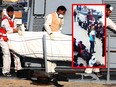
[
  {"x1": 44, "y1": 5, "x2": 67, "y2": 40},
  {"x1": 0, "y1": 6, "x2": 22, "y2": 76},
  {"x1": 44, "y1": 6, "x2": 67, "y2": 73}
]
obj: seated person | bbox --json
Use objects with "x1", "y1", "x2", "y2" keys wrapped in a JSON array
[
  {"x1": 81, "y1": 49, "x2": 92, "y2": 65},
  {"x1": 77, "y1": 41, "x2": 86, "y2": 56}
]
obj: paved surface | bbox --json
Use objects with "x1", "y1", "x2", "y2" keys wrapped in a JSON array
[
  {"x1": 0, "y1": 79, "x2": 116, "y2": 87},
  {"x1": 74, "y1": 22, "x2": 105, "y2": 66}
]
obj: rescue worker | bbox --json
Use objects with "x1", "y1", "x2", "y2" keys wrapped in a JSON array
[
  {"x1": 44, "y1": 5, "x2": 67, "y2": 73},
  {"x1": 85, "y1": 56, "x2": 102, "y2": 77},
  {"x1": 106, "y1": 4, "x2": 116, "y2": 31},
  {"x1": 0, "y1": 6, "x2": 22, "y2": 76},
  {"x1": 44, "y1": 5, "x2": 66, "y2": 40}
]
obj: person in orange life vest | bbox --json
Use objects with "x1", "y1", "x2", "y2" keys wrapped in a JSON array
[
  {"x1": 44, "y1": 5, "x2": 67, "y2": 40},
  {"x1": 1, "y1": 6, "x2": 22, "y2": 77}
]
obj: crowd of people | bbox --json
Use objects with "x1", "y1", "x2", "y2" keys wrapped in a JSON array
[
  {"x1": 77, "y1": 12, "x2": 104, "y2": 40},
  {"x1": 73, "y1": 10, "x2": 105, "y2": 67},
  {"x1": 73, "y1": 38, "x2": 103, "y2": 68},
  {"x1": 73, "y1": 4, "x2": 116, "y2": 77}
]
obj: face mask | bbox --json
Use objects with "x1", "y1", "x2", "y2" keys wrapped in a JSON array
[
  {"x1": 58, "y1": 14, "x2": 64, "y2": 19},
  {"x1": 8, "y1": 13, "x2": 13, "y2": 19}
]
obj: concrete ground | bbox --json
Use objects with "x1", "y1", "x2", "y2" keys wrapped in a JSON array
[
  {"x1": 74, "y1": 21, "x2": 105, "y2": 66},
  {"x1": 0, "y1": 79, "x2": 116, "y2": 87}
]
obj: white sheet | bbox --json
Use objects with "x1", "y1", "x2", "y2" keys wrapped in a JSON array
[{"x1": 7, "y1": 32, "x2": 72, "y2": 61}]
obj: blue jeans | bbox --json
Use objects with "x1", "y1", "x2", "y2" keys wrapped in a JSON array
[{"x1": 90, "y1": 41, "x2": 95, "y2": 54}]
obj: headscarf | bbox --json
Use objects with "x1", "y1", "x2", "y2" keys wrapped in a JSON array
[
  {"x1": 89, "y1": 56, "x2": 96, "y2": 67},
  {"x1": 106, "y1": 4, "x2": 113, "y2": 11}
]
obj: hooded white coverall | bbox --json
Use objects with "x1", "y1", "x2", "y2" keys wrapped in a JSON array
[
  {"x1": 0, "y1": 9, "x2": 22, "y2": 74},
  {"x1": 85, "y1": 56, "x2": 100, "y2": 73}
]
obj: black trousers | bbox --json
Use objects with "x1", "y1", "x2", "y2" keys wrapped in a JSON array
[{"x1": 90, "y1": 41, "x2": 95, "y2": 54}]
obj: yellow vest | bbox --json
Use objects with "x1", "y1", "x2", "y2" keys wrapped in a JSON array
[{"x1": 50, "y1": 12, "x2": 63, "y2": 32}]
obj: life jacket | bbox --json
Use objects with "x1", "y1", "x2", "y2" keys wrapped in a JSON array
[
  {"x1": 2, "y1": 16, "x2": 14, "y2": 28},
  {"x1": 0, "y1": 28, "x2": 8, "y2": 42},
  {"x1": 0, "y1": 16, "x2": 14, "y2": 42}
]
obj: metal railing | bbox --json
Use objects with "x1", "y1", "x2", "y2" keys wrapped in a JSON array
[
  {"x1": 42, "y1": 34, "x2": 48, "y2": 72},
  {"x1": 107, "y1": 33, "x2": 116, "y2": 83}
]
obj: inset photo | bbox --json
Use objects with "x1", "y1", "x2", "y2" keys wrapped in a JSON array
[{"x1": 72, "y1": 4, "x2": 106, "y2": 68}]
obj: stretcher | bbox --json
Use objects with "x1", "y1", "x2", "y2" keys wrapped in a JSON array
[{"x1": 7, "y1": 32, "x2": 72, "y2": 62}]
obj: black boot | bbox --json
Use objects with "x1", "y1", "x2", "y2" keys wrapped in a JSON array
[
  {"x1": 16, "y1": 69, "x2": 34, "y2": 79},
  {"x1": 51, "y1": 78, "x2": 64, "y2": 87}
]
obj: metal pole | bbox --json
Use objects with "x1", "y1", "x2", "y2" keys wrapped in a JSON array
[
  {"x1": 107, "y1": 35, "x2": 110, "y2": 84},
  {"x1": 0, "y1": 0, "x2": 2, "y2": 5},
  {"x1": 42, "y1": 35, "x2": 48, "y2": 72}
]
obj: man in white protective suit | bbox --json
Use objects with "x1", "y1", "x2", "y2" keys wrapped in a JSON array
[
  {"x1": 44, "y1": 5, "x2": 67, "y2": 73},
  {"x1": 85, "y1": 56, "x2": 102, "y2": 77},
  {"x1": 0, "y1": 6, "x2": 23, "y2": 76}
]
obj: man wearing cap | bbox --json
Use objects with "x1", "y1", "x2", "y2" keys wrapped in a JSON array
[
  {"x1": 106, "y1": 4, "x2": 116, "y2": 31},
  {"x1": 0, "y1": 6, "x2": 22, "y2": 76}
]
